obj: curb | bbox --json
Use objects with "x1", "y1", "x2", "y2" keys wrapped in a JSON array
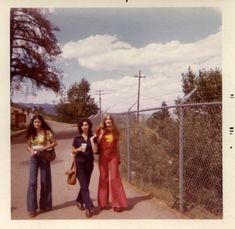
[{"x1": 11, "y1": 129, "x2": 26, "y2": 138}]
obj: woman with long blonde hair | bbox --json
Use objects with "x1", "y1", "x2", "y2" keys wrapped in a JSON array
[{"x1": 96, "y1": 114, "x2": 128, "y2": 212}]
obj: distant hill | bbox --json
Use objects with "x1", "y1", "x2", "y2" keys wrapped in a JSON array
[{"x1": 16, "y1": 103, "x2": 57, "y2": 115}]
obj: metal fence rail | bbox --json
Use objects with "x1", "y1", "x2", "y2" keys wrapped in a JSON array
[{"x1": 92, "y1": 102, "x2": 222, "y2": 217}]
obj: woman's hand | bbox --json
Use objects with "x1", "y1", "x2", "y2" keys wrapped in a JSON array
[
  {"x1": 39, "y1": 146, "x2": 46, "y2": 151},
  {"x1": 30, "y1": 148, "x2": 36, "y2": 156},
  {"x1": 96, "y1": 129, "x2": 105, "y2": 143},
  {"x1": 72, "y1": 147, "x2": 82, "y2": 155},
  {"x1": 90, "y1": 135, "x2": 98, "y2": 154},
  {"x1": 28, "y1": 146, "x2": 39, "y2": 156},
  {"x1": 71, "y1": 149, "x2": 77, "y2": 155},
  {"x1": 90, "y1": 134, "x2": 96, "y2": 139},
  {"x1": 90, "y1": 134, "x2": 97, "y2": 142},
  {"x1": 100, "y1": 129, "x2": 105, "y2": 136}
]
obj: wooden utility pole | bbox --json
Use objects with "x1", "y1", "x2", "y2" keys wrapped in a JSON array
[
  {"x1": 133, "y1": 70, "x2": 146, "y2": 121},
  {"x1": 96, "y1": 90, "x2": 104, "y2": 115}
]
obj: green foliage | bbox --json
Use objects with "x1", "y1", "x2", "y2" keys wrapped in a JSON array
[
  {"x1": 119, "y1": 118, "x2": 179, "y2": 205},
  {"x1": 55, "y1": 78, "x2": 98, "y2": 123},
  {"x1": 180, "y1": 67, "x2": 222, "y2": 103},
  {"x1": 55, "y1": 101, "x2": 78, "y2": 123},
  {"x1": 147, "y1": 102, "x2": 179, "y2": 156},
  {"x1": 151, "y1": 101, "x2": 170, "y2": 121}
]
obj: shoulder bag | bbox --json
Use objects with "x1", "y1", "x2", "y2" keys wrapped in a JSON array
[
  {"x1": 40, "y1": 130, "x2": 56, "y2": 162},
  {"x1": 65, "y1": 156, "x2": 77, "y2": 185}
]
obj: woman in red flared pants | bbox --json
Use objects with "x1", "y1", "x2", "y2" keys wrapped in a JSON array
[{"x1": 96, "y1": 114, "x2": 128, "y2": 212}]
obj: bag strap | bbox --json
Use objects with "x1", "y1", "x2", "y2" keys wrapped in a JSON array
[
  {"x1": 43, "y1": 130, "x2": 47, "y2": 147},
  {"x1": 71, "y1": 156, "x2": 77, "y2": 172},
  {"x1": 44, "y1": 130, "x2": 53, "y2": 147}
]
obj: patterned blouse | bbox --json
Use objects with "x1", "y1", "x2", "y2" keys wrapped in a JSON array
[{"x1": 30, "y1": 130, "x2": 53, "y2": 147}]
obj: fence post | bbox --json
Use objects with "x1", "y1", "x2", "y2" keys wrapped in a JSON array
[
  {"x1": 179, "y1": 107, "x2": 184, "y2": 213},
  {"x1": 126, "y1": 112, "x2": 131, "y2": 182}
]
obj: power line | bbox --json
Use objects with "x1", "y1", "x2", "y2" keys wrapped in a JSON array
[
  {"x1": 140, "y1": 95, "x2": 182, "y2": 103},
  {"x1": 141, "y1": 90, "x2": 182, "y2": 100}
]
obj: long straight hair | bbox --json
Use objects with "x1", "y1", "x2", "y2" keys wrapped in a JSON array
[
  {"x1": 98, "y1": 114, "x2": 119, "y2": 139},
  {"x1": 25, "y1": 115, "x2": 53, "y2": 140}
]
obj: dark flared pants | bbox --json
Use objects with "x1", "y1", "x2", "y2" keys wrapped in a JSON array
[
  {"x1": 76, "y1": 156, "x2": 94, "y2": 209},
  {"x1": 27, "y1": 154, "x2": 52, "y2": 212}
]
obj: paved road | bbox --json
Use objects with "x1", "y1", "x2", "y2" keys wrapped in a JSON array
[{"x1": 11, "y1": 120, "x2": 184, "y2": 220}]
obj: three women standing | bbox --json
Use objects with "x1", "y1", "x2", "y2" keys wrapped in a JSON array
[
  {"x1": 71, "y1": 118, "x2": 98, "y2": 217},
  {"x1": 25, "y1": 114, "x2": 127, "y2": 218},
  {"x1": 25, "y1": 115, "x2": 57, "y2": 217}
]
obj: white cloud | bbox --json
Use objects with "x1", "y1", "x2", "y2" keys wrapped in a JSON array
[
  {"x1": 62, "y1": 34, "x2": 131, "y2": 59},
  {"x1": 48, "y1": 8, "x2": 55, "y2": 13},
  {"x1": 90, "y1": 73, "x2": 184, "y2": 113},
  {"x1": 83, "y1": 32, "x2": 221, "y2": 112},
  {"x1": 62, "y1": 32, "x2": 221, "y2": 73}
]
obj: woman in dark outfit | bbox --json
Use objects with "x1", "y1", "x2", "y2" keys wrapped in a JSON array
[{"x1": 71, "y1": 118, "x2": 98, "y2": 218}]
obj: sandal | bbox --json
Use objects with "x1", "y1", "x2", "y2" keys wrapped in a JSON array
[
  {"x1": 29, "y1": 211, "x2": 37, "y2": 218},
  {"x1": 85, "y1": 209, "x2": 93, "y2": 218},
  {"x1": 77, "y1": 202, "x2": 85, "y2": 211},
  {"x1": 113, "y1": 207, "x2": 122, "y2": 212}
]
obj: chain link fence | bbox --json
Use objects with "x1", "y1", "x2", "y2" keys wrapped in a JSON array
[{"x1": 91, "y1": 102, "x2": 222, "y2": 218}]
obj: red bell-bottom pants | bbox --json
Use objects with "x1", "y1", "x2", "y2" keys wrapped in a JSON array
[{"x1": 98, "y1": 153, "x2": 128, "y2": 208}]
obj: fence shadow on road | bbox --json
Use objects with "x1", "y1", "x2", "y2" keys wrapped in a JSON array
[
  {"x1": 126, "y1": 194, "x2": 153, "y2": 211},
  {"x1": 50, "y1": 200, "x2": 77, "y2": 212},
  {"x1": 34, "y1": 195, "x2": 153, "y2": 217}
]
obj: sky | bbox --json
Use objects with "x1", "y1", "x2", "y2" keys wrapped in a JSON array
[{"x1": 11, "y1": 7, "x2": 221, "y2": 113}]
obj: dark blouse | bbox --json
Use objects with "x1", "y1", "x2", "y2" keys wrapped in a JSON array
[{"x1": 72, "y1": 135, "x2": 94, "y2": 159}]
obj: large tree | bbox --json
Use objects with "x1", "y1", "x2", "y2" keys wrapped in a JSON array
[
  {"x1": 56, "y1": 78, "x2": 99, "y2": 123},
  {"x1": 10, "y1": 8, "x2": 63, "y2": 96},
  {"x1": 178, "y1": 67, "x2": 222, "y2": 103}
]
